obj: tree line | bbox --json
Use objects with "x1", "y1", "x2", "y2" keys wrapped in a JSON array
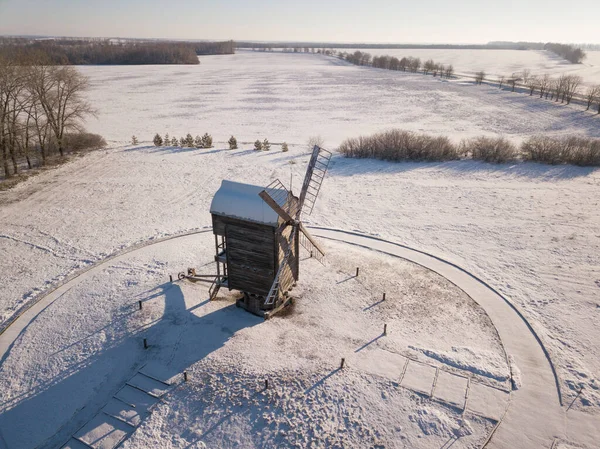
[
  {"x1": 338, "y1": 49, "x2": 598, "y2": 114},
  {"x1": 0, "y1": 54, "x2": 99, "y2": 179},
  {"x1": 544, "y1": 43, "x2": 586, "y2": 64},
  {"x1": 0, "y1": 38, "x2": 235, "y2": 65},
  {"x1": 488, "y1": 70, "x2": 600, "y2": 113},
  {"x1": 341, "y1": 51, "x2": 454, "y2": 78}
]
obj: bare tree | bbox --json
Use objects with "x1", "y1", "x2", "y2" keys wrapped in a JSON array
[
  {"x1": 564, "y1": 75, "x2": 582, "y2": 104},
  {"x1": 0, "y1": 56, "x2": 29, "y2": 177},
  {"x1": 499, "y1": 75, "x2": 506, "y2": 89},
  {"x1": 398, "y1": 57, "x2": 409, "y2": 71},
  {"x1": 28, "y1": 65, "x2": 95, "y2": 157},
  {"x1": 585, "y1": 85, "x2": 600, "y2": 111},
  {"x1": 555, "y1": 75, "x2": 567, "y2": 102},
  {"x1": 444, "y1": 64, "x2": 454, "y2": 79},
  {"x1": 29, "y1": 95, "x2": 51, "y2": 165},
  {"x1": 522, "y1": 69, "x2": 531, "y2": 85},
  {"x1": 538, "y1": 74, "x2": 551, "y2": 98},
  {"x1": 475, "y1": 71, "x2": 486, "y2": 85},
  {"x1": 526, "y1": 75, "x2": 539, "y2": 96},
  {"x1": 408, "y1": 57, "x2": 421, "y2": 73},
  {"x1": 423, "y1": 59, "x2": 435, "y2": 75}
]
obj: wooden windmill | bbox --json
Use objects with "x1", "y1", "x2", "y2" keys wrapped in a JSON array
[{"x1": 181, "y1": 145, "x2": 331, "y2": 318}]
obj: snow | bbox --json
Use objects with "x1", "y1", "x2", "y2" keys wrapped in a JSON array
[
  {"x1": 77, "y1": 52, "x2": 600, "y2": 149},
  {"x1": 0, "y1": 234, "x2": 501, "y2": 448},
  {"x1": 1, "y1": 50, "x2": 600, "y2": 447},
  {"x1": 210, "y1": 180, "x2": 282, "y2": 227}
]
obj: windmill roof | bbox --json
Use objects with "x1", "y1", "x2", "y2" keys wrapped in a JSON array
[{"x1": 210, "y1": 180, "x2": 286, "y2": 227}]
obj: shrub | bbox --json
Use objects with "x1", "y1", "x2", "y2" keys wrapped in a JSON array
[
  {"x1": 461, "y1": 136, "x2": 517, "y2": 163},
  {"x1": 339, "y1": 129, "x2": 459, "y2": 162},
  {"x1": 131, "y1": 135, "x2": 138, "y2": 145},
  {"x1": 61, "y1": 132, "x2": 107, "y2": 151},
  {"x1": 171, "y1": 137, "x2": 178, "y2": 146},
  {"x1": 228, "y1": 136, "x2": 238, "y2": 149},
  {"x1": 521, "y1": 135, "x2": 600, "y2": 166},
  {"x1": 307, "y1": 135, "x2": 324, "y2": 151},
  {"x1": 195, "y1": 135, "x2": 203, "y2": 147},
  {"x1": 179, "y1": 137, "x2": 186, "y2": 147},
  {"x1": 182, "y1": 133, "x2": 193, "y2": 147},
  {"x1": 281, "y1": 142, "x2": 289, "y2": 152},
  {"x1": 263, "y1": 138, "x2": 271, "y2": 151},
  {"x1": 153, "y1": 133, "x2": 163, "y2": 146},
  {"x1": 254, "y1": 139, "x2": 262, "y2": 151},
  {"x1": 202, "y1": 133, "x2": 213, "y2": 148},
  {"x1": 521, "y1": 136, "x2": 566, "y2": 165},
  {"x1": 565, "y1": 137, "x2": 600, "y2": 166}
]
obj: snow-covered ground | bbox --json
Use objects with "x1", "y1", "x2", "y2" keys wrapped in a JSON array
[
  {"x1": 78, "y1": 52, "x2": 600, "y2": 149},
  {"x1": 1, "y1": 51, "x2": 600, "y2": 446},
  {"x1": 332, "y1": 48, "x2": 600, "y2": 86},
  {"x1": 0, "y1": 233, "x2": 504, "y2": 448}
]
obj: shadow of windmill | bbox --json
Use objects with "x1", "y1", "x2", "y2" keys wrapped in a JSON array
[{"x1": 0, "y1": 280, "x2": 261, "y2": 449}]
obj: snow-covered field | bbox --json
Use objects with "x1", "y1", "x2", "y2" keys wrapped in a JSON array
[
  {"x1": 79, "y1": 52, "x2": 600, "y2": 149},
  {"x1": 1, "y1": 51, "x2": 600, "y2": 447},
  {"x1": 335, "y1": 48, "x2": 600, "y2": 86}
]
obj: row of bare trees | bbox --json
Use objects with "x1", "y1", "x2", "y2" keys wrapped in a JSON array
[
  {"x1": 498, "y1": 70, "x2": 599, "y2": 113},
  {"x1": 0, "y1": 54, "x2": 96, "y2": 178},
  {"x1": 342, "y1": 51, "x2": 454, "y2": 78}
]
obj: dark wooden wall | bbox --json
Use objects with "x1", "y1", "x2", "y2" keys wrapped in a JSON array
[
  {"x1": 212, "y1": 214, "x2": 299, "y2": 299},
  {"x1": 222, "y1": 218, "x2": 276, "y2": 296}
]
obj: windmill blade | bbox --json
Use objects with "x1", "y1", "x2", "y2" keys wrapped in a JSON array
[
  {"x1": 259, "y1": 190, "x2": 294, "y2": 223},
  {"x1": 297, "y1": 146, "x2": 332, "y2": 219},
  {"x1": 298, "y1": 222, "x2": 326, "y2": 261},
  {"x1": 264, "y1": 243, "x2": 293, "y2": 306},
  {"x1": 259, "y1": 179, "x2": 297, "y2": 223}
]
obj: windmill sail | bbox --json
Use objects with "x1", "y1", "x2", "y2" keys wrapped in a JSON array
[
  {"x1": 259, "y1": 147, "x2": 331, "y2": 309},
  {"x1": 298, "y1": 222, "x2": 325, "y2": 263},
  {"x1": 298, "y1": 146, "x2": 332, "y2": 219},
  {"x1": 258, "y1": 178, "x2": 298, "y2": 223},
  {"x1": 264, "y1": 229, "x2": 295, "y2": 306}
]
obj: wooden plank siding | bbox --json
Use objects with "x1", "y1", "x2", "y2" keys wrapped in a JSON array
[
  {"x1": 225, "y1": 221, "x2": 276, "y2": 296},
  {"x1": 212, "y1": 212, "x2": 300, "y2": 302}
]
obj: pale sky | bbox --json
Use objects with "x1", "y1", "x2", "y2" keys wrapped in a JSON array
[{"x1": 0, "y1": 0, "x2": 598, "y2": 44}]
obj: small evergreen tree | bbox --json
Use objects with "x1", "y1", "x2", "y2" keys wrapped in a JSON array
[
  {"x1": 228, "y1": 136, "x2": 238, "y2": 149},
  {"x1": 131, "y1": 135, "x2": 138, "y2": 145},
  {"x1": 153, "y1": 133, "x2": 163, "y2": 146},
  {"x1": 171, "y1": 137, "x2": 178, "y2": 146},
  {"x1": 185, "y1": 133, "x2": 195, "y2": 147},
  {"x1": 164, "y1": 133, "x2": 170, "y2": 145},
  {"x1": 263, "y1": 138, "x2": 271, "y2": 151},
  {"x1": 195, "y1": 135, "x2": 203, "y2": 148},
  {"x1": 281, "y1": 142, "x2": 289, "y2": 152},
  {"x1": 254, "y1": 139, "x2": 262, "y2": 151},
  {"x1": 179, "y1": 137, "x2": 186, "y2": 147},
  {"x1": 202, "y1": 133, "x2": 213, "y2": 148}
]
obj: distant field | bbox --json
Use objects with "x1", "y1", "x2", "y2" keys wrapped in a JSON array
[
  {"x1": 79, "y1": 51, "x2": 600, "y2": 147},
  {"x1": 335, "y1": 48, "x2": 600, "y2": 85}
]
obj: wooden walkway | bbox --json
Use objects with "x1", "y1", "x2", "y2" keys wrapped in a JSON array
[{"x1": 60, "y1": 363, "x2": 178, "y2": 449}]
